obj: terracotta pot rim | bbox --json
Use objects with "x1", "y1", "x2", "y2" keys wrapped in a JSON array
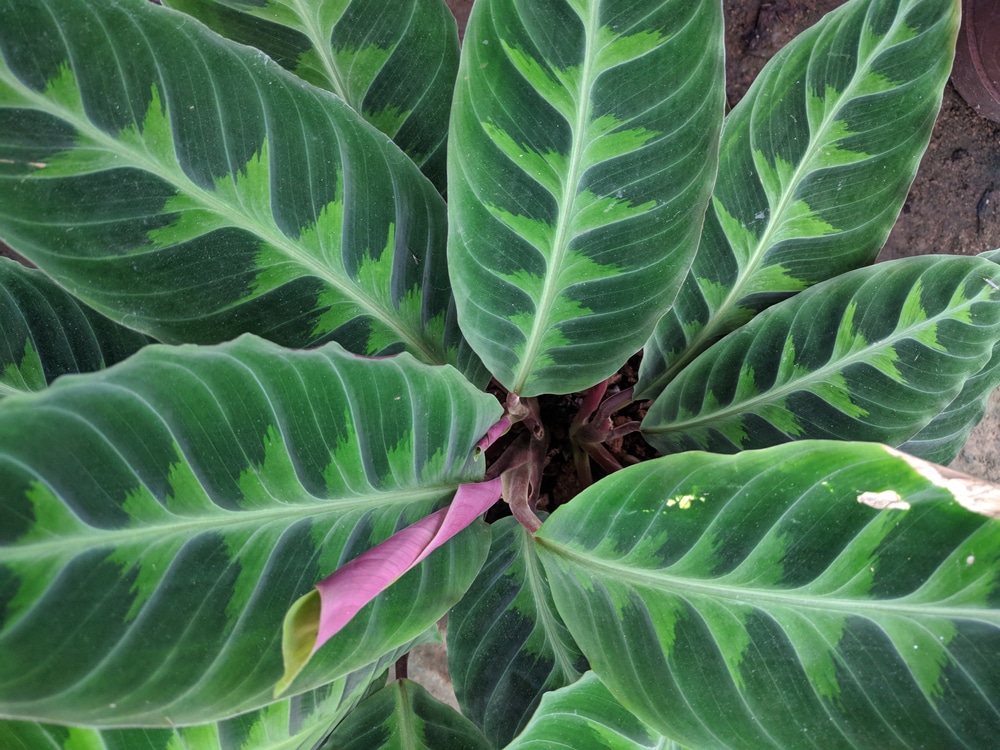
[{"x1": 951, "y1": 0, "x2": 1000, "y2": 124}]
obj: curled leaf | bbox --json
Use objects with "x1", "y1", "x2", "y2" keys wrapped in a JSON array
[{"x1": 277, "y1": 477, "x2": 504, "y2": 695}]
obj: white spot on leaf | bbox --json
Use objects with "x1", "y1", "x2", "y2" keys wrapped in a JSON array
[{"x1": 857, "y1": 490, "x2": 910, "y2": 511}]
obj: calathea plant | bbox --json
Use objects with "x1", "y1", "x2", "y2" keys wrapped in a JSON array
[{"x1": 1, "y1": 0, "x2": 999, "y2": 747}]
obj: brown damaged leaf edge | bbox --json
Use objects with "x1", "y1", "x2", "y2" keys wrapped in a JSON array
[{"x1": 868, "y1": 445, "x2": 1000, "y2": 519}]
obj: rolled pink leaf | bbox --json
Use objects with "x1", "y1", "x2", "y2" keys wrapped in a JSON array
[
  {"x1": 312, "y1": 476, "x2": 504, "y2": 653},
  {"x1": 477, "y1": 416, "x2": 511, "y2": 453}
]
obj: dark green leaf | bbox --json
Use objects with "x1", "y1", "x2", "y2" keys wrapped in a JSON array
[
  {"x1": 638, "y1": 0, "x2": 961, "y2": 401},
  {"x1": 900, "y1": 248, "x2": 1000, "y2": 462},
  {"x1": 642, "y1": 255, "x2": 1000, "y2": 455},
  {"x1": 0, "y1": 257, "x2": 150, "y2": 396},
  {"x1": 0, "y1": 335, "x2": 501, "y2": 725},
  {"x1": 321, "y1": 679, "x2": 491, "y2": 750},
  {"x1": 536, "y1": 441, "x2": 1000, "y2": 748},
  {"x1": 448, "y1": 0, "x2": 724, "y2": 395},
  {"x1": 505, "y1": 672, "x2": 681, "y2": 750},
  {"x1": 0, "y1": 649, "x2": 409, "y2": 750},
  {"x1": 448, "y1": 516, "x2": 586, "y2": 747},
  {"x1": 160, "y1": 0, "x2": 459, "y2": 192},
  {"x1": 0, "y1": 0, "x2": 468, "y2": 373}
]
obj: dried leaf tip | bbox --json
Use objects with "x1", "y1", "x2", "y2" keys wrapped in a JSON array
[{"x1": 883, "y1": 446, "x2": 1000, "y2": 519}]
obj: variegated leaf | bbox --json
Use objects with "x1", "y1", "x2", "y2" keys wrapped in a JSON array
[
  {"x1": 160, "y1": 0, "x2": 458, "y2": 192},
  {"x1": 0, "y1": 257, "x2": 150, "y2": 397},
  {"x1": 0, "y1": 645, "x2": 415, "y2": 750},
  {"x1": 504, "y1": 672, "x2": 681, "y2": 750},
  {"x1": 536, "y1": 441, "x2": 1000, "y2": 748},
  {"x1": 448, "y1": 516, "x2": 587, "y2": 747},
  {"x1": 637, "y1": 0, "x2": 961, "y2": 401},
  {"x1": 642, "y1": 255, "x2": 1000, "y2": 455},
  {"x1": 448, "y1": 0, "x2": 724, "y2": 395},
  {"x1": 0, "y1": 0, "x2": 473, "y2": 375},
  {"x1": 0, "y1": 335, "x2": 501, "y2": 725},
  {"x1": 899, "y1": 248, "x2": 1000, "y2": 462},
  {"x1": 320, "y1": 679, "x2": 491, "y2": 750}
]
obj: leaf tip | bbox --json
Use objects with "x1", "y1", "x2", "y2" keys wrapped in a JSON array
[
  {"x1": 275, "y1": 589, "x2": 321, "y2": 698},
  {"x1": 882, "y1": 446, "x2": 1000, "y2": 519}
]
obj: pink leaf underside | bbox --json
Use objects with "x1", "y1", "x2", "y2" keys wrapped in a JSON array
[{"x1": 313, "y1": 476, "x2": 504, "y2": 652}]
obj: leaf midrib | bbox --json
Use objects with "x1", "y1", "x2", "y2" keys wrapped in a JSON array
[
  {"x1": 646, "y1": 280, "x2": 987, "y2": 436},
  {"x1": 647, "y1": 9, "x2": 910, "y2": 395},
  {"x1": 510, "y1": 3, "x2": 599, "y2": 394},
  {"x1": 287, "y1": 0, "x2": 351, "y2": 103},
  {"x1": 0, "y1": 483, "x2": 459, "y2": 562},
  {"x1": 1, "y1": 65, "x2": 439, "y2": 363},
  {"x1": 538, "y1": 537, "x2": 1000, "y2": 621},
  {"x1": 520, "y1": 525, "x2": 582, "y2": 680}
]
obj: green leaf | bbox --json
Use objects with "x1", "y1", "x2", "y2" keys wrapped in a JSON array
[
  {"x1": 0, "y1": 335, "x2": 501, "y2": 726},
  {"x1": 0, "y1": 0, "x2": 467, "y2": 373},
  {"x1": 0, "y1": 648, "x2": 411, "y2": 750},
  {"x1": 900, "y1": 248, "x2": 1000, "y2": 463},
  {"x1": 320, "y1": 679, "x2": 491, "y2": 750},
  {"x1": 0, "y1": 257, "x2": 150, "y2": 397},
  {"x1": 505, "y1": 671, "x2": 681, "y2": 750},
  {"x1": 642, "y1": 255, "x2": 1000, "y2": 455},
  {"x1": 637, "y1": 0, "x2": 961, "y2": 401},
  {"x1": 536, "y1": 441, "x2": 1000, "y2": 749},
  {"x1": 447, "y1": 0, "x2": 724, "y2": 395},
  {"x1": 899, "y1": 340, "x2": 1000, "y2": 464},
  {"x1": 160, "y1": 0, "x2": 459, "y2": 193},
  {"x1": 448, "y1": 516, "x2": 587, "y2": 747}
]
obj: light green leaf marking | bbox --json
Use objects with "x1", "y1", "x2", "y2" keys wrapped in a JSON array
[
  {"x1": 499, "y1": 40, "x2": 575, "y2": 121},
  {"x1": 236, "y1": 426, "x2": 305, "y2": 509},
  {"x1": 321, "y1": 415, "x2": 369, "y2": 498},
  {"x1": 713, "y1": 200, "x2": 761, "y2": 269},
  {"x1": 832, "y1": 301, "x2": 904, "y2": 384},
  {"x1": 770, "y1": 606, "x2": 846, "y2": 702},
  {"x1": 690, "y1": 597, "x2": 753, "y2": 691},
  {"x1": 482, "y1": 122, "x2": 567, "y2": 198},
  {"x1": 484, "y1": 204, "x2": 554, "y2": 257},
  {"x1": 0, "y1": 340, "x2": 44, "y2": 395},
  {"x1": 366, "y1": 105, "x2": 411, "y2": 139},
  {"x1": 881, "y1": 616, "x2": 957, "y2": 701},
  {"x1": 804, "y1": 102, "x2": 874, "y2": 168},
  {"x1": 330, "y1": 44, "x2": 393, "y2": 108},
  {"x1": 898, "y1": 278, "x2": 946, "y2": 351},
  {"x1": 809, "y1": 372, "x2": 869, "y2": 418},
  {"x1": 858, "y1": 12, "x2": 919, "y2": 62},
  {"x1": 499, "y1": 246, "x2": 618, "y2": 372},
  {"x1": 571, "y1": 189, "x2": 658, "y2": 235},
  {"x1": 594, "y1": 27, "x2": 670, "y2": 69},
  {"x1": 585, "y1": 115, "x2": 659, "y2": 162},
  {"x1": 755, "y1": 152, "x2": 839, "y2": 243},
  {"x1": 149, "y1": 137, "x2": 274, "y2": 251}
]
